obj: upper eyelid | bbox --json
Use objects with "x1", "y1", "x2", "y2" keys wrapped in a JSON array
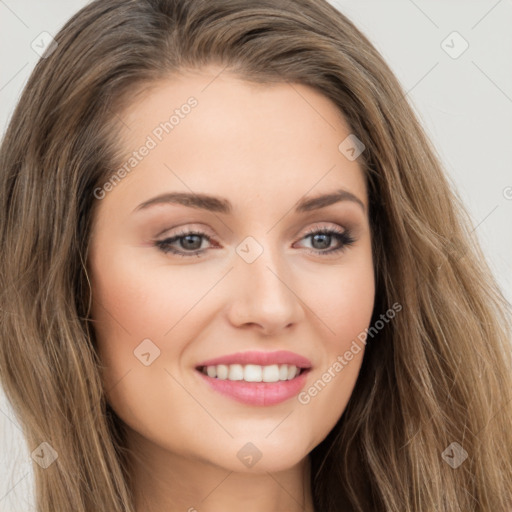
[
  {"x1": 158, "y1": 222, "x2": 347, "y2": 241},
  {"x1": 155, "y1": 222, "x2": 215, "y2": 239}
]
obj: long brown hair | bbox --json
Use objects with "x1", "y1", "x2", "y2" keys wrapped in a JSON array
[{"x1": 1, "y1": 0, "x2": 511, "y2": 510}]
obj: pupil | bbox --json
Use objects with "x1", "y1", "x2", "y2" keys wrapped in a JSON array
[
  {"x1": 182, "y1": 234, "x2": 201, "y2": 250},
  {"x1": 312, "y1": 233, "x2": 330, "y2": 250}
]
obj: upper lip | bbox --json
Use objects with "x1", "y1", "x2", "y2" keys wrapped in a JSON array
[{"x1": 196, "y1": 350, "x2": 312, "y2": 369}]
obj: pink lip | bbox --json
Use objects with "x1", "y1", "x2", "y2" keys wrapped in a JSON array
[{"x1": 195, "y1": 350, "x2": 312, "y2": 369}]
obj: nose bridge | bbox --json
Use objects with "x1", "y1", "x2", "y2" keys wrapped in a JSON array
[{"x1": 228, "y1": 234, "x2": 303, "y2": 332}]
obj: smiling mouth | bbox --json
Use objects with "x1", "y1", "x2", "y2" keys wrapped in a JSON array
[{"x1": 197, "y1": 363, "x2": 309, "y2": 383}]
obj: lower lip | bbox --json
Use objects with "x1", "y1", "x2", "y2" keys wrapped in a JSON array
[{"x1": 196, "y1": 369, "x2": 310, "y2": 406}]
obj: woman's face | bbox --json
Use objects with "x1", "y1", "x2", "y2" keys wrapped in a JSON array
[{"x1": 88, "y1": 67, "x2": 375, "y2": 475}]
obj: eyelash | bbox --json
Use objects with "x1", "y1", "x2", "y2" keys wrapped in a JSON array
[{"x1": 154, "y1": 225, "x2": 355, "y2": 258}]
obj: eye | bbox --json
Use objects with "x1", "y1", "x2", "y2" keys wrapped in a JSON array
[
  {"x1": 155, "y1": 229, "x2": 216, "y2": 257},
  {"x1": 154, "y1": 224, "x2": 356, "y2": 258},
  {"x1": 295, "y1": 224, "x2": 355, "y2": 256}
]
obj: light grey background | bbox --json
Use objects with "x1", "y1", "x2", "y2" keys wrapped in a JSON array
[{"x1": 1, "y1": 1, "x2": 511, "y2": 510}]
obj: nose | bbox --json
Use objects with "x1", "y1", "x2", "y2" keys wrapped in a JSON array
[{"x1": 226, "y1": 244, "x2": 305, "y2": 335}]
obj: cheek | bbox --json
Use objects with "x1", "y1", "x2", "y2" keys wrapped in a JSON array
[
  {"x1": 88, "y1": 248, "x2": 210, "y2": 445},
  {"x1": 294, "y1": 255, "x2": 375, "y2": 446},
  {"x1": 332, "y1": 269, "x2": 375, "y2": 342},
  {"x1": 88, "y1": 244, "x2": 231, "y2": 419},
  {"x1": 304, "y1": 252, "x2": 375, "y2": 349},
  {"x1": 90, "y1": 247, "x2": 213, "y2": 343}
]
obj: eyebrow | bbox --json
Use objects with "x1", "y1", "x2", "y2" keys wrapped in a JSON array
[{"x1": 133, "y1": 188, "x2": 366, "y2": 214}]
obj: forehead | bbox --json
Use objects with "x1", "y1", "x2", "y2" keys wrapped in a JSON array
[{"x1": 98, "y1": 68, "x2": 367, "y2": 218}]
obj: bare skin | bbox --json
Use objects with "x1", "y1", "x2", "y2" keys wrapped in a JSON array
[{"x1": 87, "y1": 66, "x2": 375, "y2": 512}]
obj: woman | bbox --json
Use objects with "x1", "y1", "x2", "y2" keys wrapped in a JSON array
[{"x1": 0, "y1": 0, "x2": 511, "y2": 511}]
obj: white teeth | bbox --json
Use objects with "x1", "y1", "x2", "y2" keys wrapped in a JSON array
[
  {"x1": 201, "y1": 363, "x2": 302, "y2": 382},
  {"x1": 244, "y1": 364, "x2": 262, "y2": 382},
  {"x1": 216, "y1": 364, "x2": 228, "y2": 380},
  {"x1": 262, "y1": 364, "x2": 279, "y2": 383},
  {"x1": 228, "y1": 364, "x2": 244, "y2": 381}
]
